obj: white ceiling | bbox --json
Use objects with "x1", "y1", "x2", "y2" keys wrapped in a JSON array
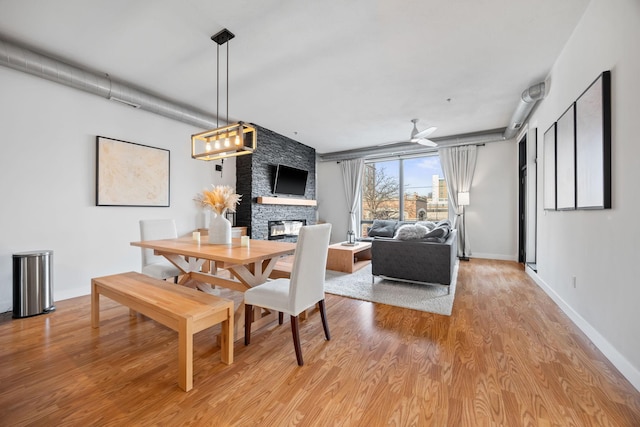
[{"x1": 0, "y1": 0, "x2": 589, "y2": 154}]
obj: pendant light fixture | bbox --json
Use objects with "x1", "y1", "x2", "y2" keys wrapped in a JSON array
[{"x1": 191, "y1": 28, "x2": 256, "y2": 161}]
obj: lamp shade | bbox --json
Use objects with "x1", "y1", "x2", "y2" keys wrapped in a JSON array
[{"x1": 458, "y1": 192, "x2": 470, "y2": 206}]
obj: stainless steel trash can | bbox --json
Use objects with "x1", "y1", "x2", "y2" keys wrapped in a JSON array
[{"x1": 12, "y1": 250, "x2": 55, "y2": 318}]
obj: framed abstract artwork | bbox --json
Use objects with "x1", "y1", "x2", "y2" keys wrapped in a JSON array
[
  {"x1": 96, "y1": 136, "x2": 170, "y2": 207},
  {"x1": 543, "y1": 123, "x2": 557, "y2": 210},
  {"x1": 556, "y1": 104, "x2": 576, "y2": 210},
  {"x1": 575, "y1": 71, "x2": 611, "y2": 209}
]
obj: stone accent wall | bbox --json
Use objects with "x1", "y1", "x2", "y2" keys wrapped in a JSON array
[{"x1": 236, "y1": 124, "x2": 316, "y2": 241}]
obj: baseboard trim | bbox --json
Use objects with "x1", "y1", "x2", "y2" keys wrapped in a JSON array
[
  {"x1": 0, "y1": 299, "x2": 11, "y2": 314},
  {"x1": 55, "y1": 287, "x2": 90, "y2": 302},
  {"x1": 2, "y1": 286, "x2": 89, "y2": 314},
  {"x1": 526, "y1": 265, "x2": 640, "y2": 393},
  {"x1": 470, "y1": 252, "x2": 517, "y2": 261}
]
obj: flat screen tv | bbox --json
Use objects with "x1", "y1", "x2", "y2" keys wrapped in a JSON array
[{"x1": 273, "y1": 164, "x2": 308, "y2": 196}]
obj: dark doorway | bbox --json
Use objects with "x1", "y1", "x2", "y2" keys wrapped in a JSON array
[{"x1": 518, "y1": 136, "x2": 527, "y2": 264}]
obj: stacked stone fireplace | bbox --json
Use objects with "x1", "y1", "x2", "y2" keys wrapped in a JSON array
[{"x1": 236, "y1": 125, "x2": 316, "y2": 243}]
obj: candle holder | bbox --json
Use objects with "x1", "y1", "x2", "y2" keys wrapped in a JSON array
[{"x1": 347, "y1": 230, "x2": 356, "y2": 245}]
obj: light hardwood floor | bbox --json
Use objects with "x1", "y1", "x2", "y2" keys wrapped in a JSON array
[{"x1": 1, "y1": 259, "x2": 639, "y2": 426}]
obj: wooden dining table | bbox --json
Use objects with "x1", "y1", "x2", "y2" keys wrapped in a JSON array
[{"x1": 131, "y1": 236, "x2": 296, "y2": 340}]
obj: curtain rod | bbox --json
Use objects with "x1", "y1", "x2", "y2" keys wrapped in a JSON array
[{"x1": 319, "y1": 128, "x2": 504, "y2": 162}]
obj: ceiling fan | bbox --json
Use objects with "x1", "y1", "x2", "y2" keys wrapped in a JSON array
[
  {"x1": 408, "y1": 118, "x2": 437, "y2": 146},
  {"x1": 378, "y1": 119, "x2": 438, "y2": 147}
]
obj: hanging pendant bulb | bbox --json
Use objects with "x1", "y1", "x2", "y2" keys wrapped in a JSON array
[
  {"x1": 235, "y1": 133, "x2": 241, "y2": 146},
  {"x1": 205, "y1": 141, "x2": 212, "y2": 152}
]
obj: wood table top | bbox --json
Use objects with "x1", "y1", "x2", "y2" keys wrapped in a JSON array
[{"x1": 131, "y1": 236, "x2": 296, "y2": 264}]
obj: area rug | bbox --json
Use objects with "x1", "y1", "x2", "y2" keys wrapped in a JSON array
[{"x1": 323, "y1": 261, "x2": 459, "y2": 315}]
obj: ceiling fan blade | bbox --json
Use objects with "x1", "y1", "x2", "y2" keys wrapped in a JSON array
[
  {"x1": 378, "y1": 121, "x2": 438, "y2": 147},
  {"x1": 412, "y1": 126, "x2": 437, "y2": 140},
  {"x1": 415, "y1": 138, "x2": 437, "y2": 147}
]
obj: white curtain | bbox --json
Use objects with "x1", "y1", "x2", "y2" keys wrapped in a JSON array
[
  {"x1": 439, "y1": 146, "x2": 478, "y2": 256},
  {"x1": 340, "y1": 158, "x2": 365, "y2": 237}
]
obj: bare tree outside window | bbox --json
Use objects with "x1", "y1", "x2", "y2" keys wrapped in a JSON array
[{"x1": 362, "y1": 164, "x2": 399, "y2": 221}]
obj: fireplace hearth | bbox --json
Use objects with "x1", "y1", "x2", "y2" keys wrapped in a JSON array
[{"x1": 268, "y1": 220, "x2": 306, "y2": 240}]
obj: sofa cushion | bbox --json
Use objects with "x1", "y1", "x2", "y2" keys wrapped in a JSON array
[
  {"x1": 368, "y1": 220, "x2": 397, "y2": 238},
  {"x1": 394, "y1": 223, "x2": 429, "y2": 240}
]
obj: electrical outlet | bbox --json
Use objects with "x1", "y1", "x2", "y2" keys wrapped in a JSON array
[{"x1": 572, "y1": 276, "x2": 577, "y2": 288}]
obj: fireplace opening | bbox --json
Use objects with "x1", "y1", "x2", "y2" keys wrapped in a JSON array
[{"x1": 268, "y1": 219, "x2": 306, "y2": 240}]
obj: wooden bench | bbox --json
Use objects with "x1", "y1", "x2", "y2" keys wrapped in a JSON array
[{"x1": 91, "y1": 271, "x2": 234, "y2": 392}]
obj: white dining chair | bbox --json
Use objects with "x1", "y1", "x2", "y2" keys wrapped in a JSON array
[
  {"x1": 244, "y1": 223, "x2": 332, "y2": 366},
  {"x1": 139, "y1": 219, "x2": 182, "y2": 283}
]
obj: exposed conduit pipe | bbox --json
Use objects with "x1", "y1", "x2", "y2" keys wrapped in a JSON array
[
  {"x1": 1, "y1": 37, "x2": 547, "y2": 149},
  {"x1": 318, "y1": 129, "x2": 506, "y2": 162},
  {"x1": 503, "y1": 82, "x2": 546, "y2": 139},
  {"x1": 0, "y1": 37, "x2": 217, "y2": 129}
]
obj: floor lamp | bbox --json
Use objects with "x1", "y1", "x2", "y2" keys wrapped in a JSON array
[{"x1": 458, "y1": 192, "x2": 470, "y2": 261}]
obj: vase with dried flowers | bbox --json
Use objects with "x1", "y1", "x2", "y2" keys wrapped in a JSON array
[{"x1": 196, "y1": 185, "x2": 241, "y2": 244}]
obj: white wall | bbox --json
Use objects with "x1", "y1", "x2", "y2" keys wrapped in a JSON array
[
  {"x1": 316, "y1": 160, "x2": 349, "y2": 243},
  {"x1": 469, "y1": 140, "x2": 518, "y2": 260},
  {"x1": 317, "y1": 142, "x2": 518, "y2": 260},
  {"x1": 527, "y1": 0, "x2": 640, "y2": 390},
  {"x1": 0, "y1": 67, "x2": 235, "y2": 311}
]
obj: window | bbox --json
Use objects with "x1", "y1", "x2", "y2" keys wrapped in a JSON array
[{"x1": 361, "y1": 155, "x2": 448, "y2": 236}]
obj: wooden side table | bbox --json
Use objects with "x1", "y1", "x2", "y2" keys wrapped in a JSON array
[{"x1": 326, "y1": 242, "x2": 372, "y2": 273}]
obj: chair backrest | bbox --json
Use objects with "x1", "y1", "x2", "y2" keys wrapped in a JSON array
[
  {"x1": 139, "y1": 219, "x2": 178, "y2": 267},
  {"x1": 289, "y1": 223, "x2": 332, "y2": 314}
]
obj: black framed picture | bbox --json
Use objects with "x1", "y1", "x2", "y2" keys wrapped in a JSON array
[
  {"x1": 96, "y1": 136, "x2": 170, "y2": 207},
  {"x1": 543, "y1": 123, "x2": 557, "y2": 210},
  {"x1": 575, "y1": 71, "x2": 611, "y2": 209},
  {"x1": 556, "y1": 104, "x2": 576, "y2": 211}
]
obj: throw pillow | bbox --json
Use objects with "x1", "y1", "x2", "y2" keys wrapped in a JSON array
[
  {"x1": 394, "y1": 223, "x2": 428, "y2": 240},
  {"x1": 423, "y1": 223, "x2": 451, "y2": 239},
  {"x1": 368, "y1": 220, "x2": 397, "y2": 238},
  {"x1": 416, "y1": 221, "x2": 436, "y2": 230},
  {"x1": 436, "y1": 219, "x2": 452, "y2": 228}
]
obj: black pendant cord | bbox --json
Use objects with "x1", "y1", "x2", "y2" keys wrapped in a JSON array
[
  {"x1": 210, "y1": 28, "x2": 235, "y2": 130},
  {"x1": 216, "y1": 43, "x2": 220, "y2": 128},
  {"x1": 226, "y1": 41, "x2": 229, "y2": 125}
]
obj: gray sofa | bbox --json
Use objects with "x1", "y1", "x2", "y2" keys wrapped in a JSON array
[{"x1": 367, "y1": 219, "x2": 458, "y2": 288}]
